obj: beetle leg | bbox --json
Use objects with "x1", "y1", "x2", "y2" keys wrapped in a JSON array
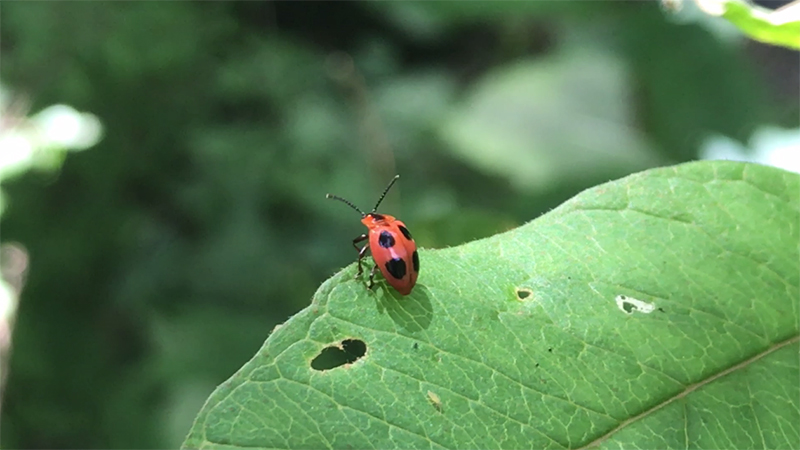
[
  {"x1": 352, "y1": 234, "x2": 368, "y2": 276},
  {"x1": 355, "y1": 245, "x2": 370, "y2": 277},
  {"x1": 351, "y1": 234, "x2": 368, "y2": 251},
  {"x1": 367, "y1": 264, "x2": 379, "y2": 290}
]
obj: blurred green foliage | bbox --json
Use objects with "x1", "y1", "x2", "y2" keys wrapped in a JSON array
[
  {"x1": 718, "y1": 0, "x2": 800, "y2": 49},
  {"x1": 0, "y1": 1, "x2": 796, "y2": 448}
]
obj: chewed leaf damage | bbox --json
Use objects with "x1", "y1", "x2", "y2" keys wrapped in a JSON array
[{"x1": 615, "y1": 295, "x2": 655, "y2": 314}]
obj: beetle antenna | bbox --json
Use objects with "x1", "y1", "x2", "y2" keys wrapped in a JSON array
[
  {"x1": 372, "y1": 175, "x2": 400, "y2": 212},
  {"x1": 326, "y1": 194, "x2": 366, "y2": 217}
]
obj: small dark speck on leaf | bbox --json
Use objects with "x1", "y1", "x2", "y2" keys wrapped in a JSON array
[
  {"x1": 658, "y1": 307, "x2": 666, "y2": 313},
  {"x1": 548, "y1": 348, "x2": 553, "y2": 353},
  {"x1": 413, "y1": 342, "x2": 419, "y2": 350}
]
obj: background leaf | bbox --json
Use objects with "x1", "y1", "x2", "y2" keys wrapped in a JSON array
[
  {"x1": 183, "y1": 161, "x2": 800, "y2": 449},
  {"x1": 439, "y1": 43, "x2": 663, "y2": 193},
  {"x1": 696, "y1": 0, "x2": 800, "y2": 50}
]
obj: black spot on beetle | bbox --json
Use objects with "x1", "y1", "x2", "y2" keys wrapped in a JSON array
[
  {"x1": 385, "y1": 258, "x2": 406, "y2": 279},
  {"x1": 378, "y1": 231, "x2": 395, "y2": 248},
  {"x1": 412, "y1": 251, "x2": 420, "y2": 272},
  {"x1": 370, "y1": 213, "x2": 384, "y2": 221},
  {"x1": 397, "y1": 225, "x2": 413, "y2": 240}
]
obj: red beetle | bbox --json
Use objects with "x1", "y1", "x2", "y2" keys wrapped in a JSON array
[{"x1": 327, "y1": 175, "x2": 419, "y2": 295}]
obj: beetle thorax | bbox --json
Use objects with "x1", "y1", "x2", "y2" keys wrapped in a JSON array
[{"x1": 362, "y1": 213, "x2": 396, "y2": 229}]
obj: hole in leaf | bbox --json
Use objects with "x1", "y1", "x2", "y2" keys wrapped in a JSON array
[
  {"x1": 615, "y1": 295, "x2": 655, "y2": 314},
  {"x1": 310, "y1": 339, "x2": 367, "y2": 371},
  {"x1": 515, "y1": 288, "x2": 533, "y2": 300},
  {"x1": 621, "y1": 299, "x2": 635, "y2": 313}
]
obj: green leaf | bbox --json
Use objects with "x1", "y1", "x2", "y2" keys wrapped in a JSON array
[
  {"x1": 183, "y1": 161, "x2": 799, "y2": 449},
  {"x1": 438, "y1": 47, "x2": 664, "y2": 194},
  {"x1": 697, "y1": 0, "x2": 800, "y2": 49}
]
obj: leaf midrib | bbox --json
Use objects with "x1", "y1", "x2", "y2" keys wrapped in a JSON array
[{"x1": 579, "y1": 334, "x2": 800, "y2": 449}]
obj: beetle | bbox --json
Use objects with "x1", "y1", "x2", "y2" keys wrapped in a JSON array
[{"x1": 326, "y1": 175, "x2": 419, "y2": 295}]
